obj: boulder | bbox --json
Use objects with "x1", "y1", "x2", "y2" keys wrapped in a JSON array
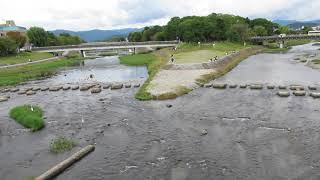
[
  {"x1": 212, "y1": 83, "x2": 227, "y2": 89},
  {"x1": 277, "y1": 91, "x2": 290, "y2": 97},
  {"x1": 26, "y1": 91, "x2": 36, "y2": 96},
  {"x1": 125, "y1": 84, "x2": 132, "y2": 88},
  {"x1": 91, "y1": 88, "x2": 102, "y2": 94},
  {"x1": 250, "y1": 84, "x2": 263, "y2": 90},
  {"x1": 134, "y1": 84, "x2": 141, "y2": 88},
  {"x1": 204, "y1": 83, "x2": 212, "y2": 88},
  {"x1": 41, "y1": 87, "x2": 49, "y2": 91},
  {"x1": 71, "y1": 85, "x2": 79, "y2": 90},
  {"x1": 267, "y1": 85, "x2": 275, "y2": 89},
  {"x1": 293, "y1": 90, "x2": 306, "y2": 96},
  {"x1": 111, "y1": 84, "x2": 123, "y2": 90},
  {"x1": 308, "y1": 85, "x2": 317, "y2": 90},
  {"x1": 62, "y1": 86, "x2": 71, "y2": 90},
  {"x1": 278, "y1": 85, "x2": 287, "y2": 90},
  {"x1": 229, "y1": 84, "x2": 238, "y2": 88},
  {"x1": 10, "y1": 88, "x2": 19, "y2": 92},
  {"x1": 239, "y1": 84, "x2": 247, "y2": 88},
  {"x1": 200, "y1": 129, "x2": 208, "y2": 136},
  {"x1": 310, "y1": 92, "x2": 320, "y2": 98}
]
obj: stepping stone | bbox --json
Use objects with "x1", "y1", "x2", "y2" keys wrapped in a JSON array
[
  {"x1": 250, "y1": 84, "x2": 263, "y2": 90},
  {"x1": 49, "y1": 87, "x2": 61, "y2": 91},
  {"x1": 17, "y1": 90, "x2": 27, "y2": 95},
  {"x1": 125, "y1": 84, "x2": 132, "y2": 88},
  {"x1": 290, "y1": 85, "x2": 304, "y2": 91},
  {"x1": 26, "y1": 91, "x2": 36, "y2": 96},
  {"x1": 293, "y1": 90, "x2": 306, "y2": 96},
  {"x1": 91, "y1": 88, "x2": 102, "y2": 94},
  {"x1": 32, "y1": 87, "x2": 41, "y2": 91},
  {"x1": 278, "y1": 85, "x2": 287, "y2": 90},
  {"x1": 71, "y1": 85, "x2": 79, "y2": 90},
  {"x1": 229, "y1": 84, "x2": 238, "y2": 88},
  {"x1": 239, "y1": 84, "x2": 247, "y2": 88},
  {"x1": 308, "y1": 86, "x2": 317, "y2": 90},
  {"x1": 0, "y1": 96, "x2": 9, "y2": 102},
  {"x1": 10, "y1": 88, "x2": 19, "y2": 92},
  {"x1": 277, "y1": 91, "x2": 290, "y2": 97},
  {"x1": 111, "y1": 84, "x2": 123, "y2": 90},
  {"x1": 41, "y1": 87, "x2": 49, "y2": 91},
  {"x1": 80, "y1": 85, "x2": 91, "y2": 91},
  {"x1": 134, "y1": 84, "x2": 141, "y2": 88},
  {"x1": 103, "y1": 84, "x2": 111, "y2": 89},
  {"x1": 204, "y1": 84, "x2": 212, "y2": 88},
  {"x1": 1, "y1": 89, "x2": 10, "y2": 93},
  {"x1": 310, "y1": 92, "x2": 320, "y2": 98},
  {"x1": 62, "y1": 86, "x2": 71, "y2": 90},
  {"x1": 267, "y1": 85, "x2": 275, "y2": 89},
  {"x1": 212, "y1": 83, "x2": 227, "y2": 89}
]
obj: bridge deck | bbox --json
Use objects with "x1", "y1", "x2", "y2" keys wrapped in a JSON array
[{"x1": 250, "y1": 35, "x2": 320, "y2": 42}]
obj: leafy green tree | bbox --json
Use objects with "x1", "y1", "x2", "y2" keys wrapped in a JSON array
[
  {"x1": 128, "y1": 31, "x2": 142, "y2": 42},
  {"x1": 27, "y1": 27, "x2": 48, "y2": 47},
  {"x1": 0, "y1": 37, "x2": 18, "y2": 56},
  {"x1": 229, "y1": 24, "x2": 249, "y2": 42},
  {"x1": 253, "y1": 26, "x2": 268, "y2": 36},
  {"x1": 6, "y1": 31, "x2": 27, "y2": 48}
]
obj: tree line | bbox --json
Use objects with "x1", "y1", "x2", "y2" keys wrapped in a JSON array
[
  {"x1": 0, "y1": 27, "x2": 84, "y2": 57},
  {"x1": 128, "y1": 13, "x2": 301, "y2": 43}
]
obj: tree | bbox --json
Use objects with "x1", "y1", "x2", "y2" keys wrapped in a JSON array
[
  {"x1": 229, "y1": 24, "x2": 249, "y2": 42},
  {"x1": 6, "y1": 31, "x2": 27, "y2": 48},
  {"x1": 128, "y1": 32, "x2": 142, "y2": 42},
  {"x1": 253, "y1": 26, "x2": 267, "y2": 36},
  {"x1": 27, "y1": 27, "x2": 48, "y2": 47},
  {"x1": 0, "y1": 37, "x2": 18, "y2": 56}
]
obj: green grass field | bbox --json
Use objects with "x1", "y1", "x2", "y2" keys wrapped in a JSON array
[
  {"x1": 9, "y1": 105, "x2": 44, "y2": 131},
  {"x1": 0, "y1": 52, "x2": 53, "y2": 65},
  {"x1": 0, "y1": 56, "x2": 84, "y2": 87},
  {"x1": 174, "y1": 42, "x2": 250, "y2": 64}
]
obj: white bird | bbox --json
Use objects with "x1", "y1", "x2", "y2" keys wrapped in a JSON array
[{"x1": 30, "y1": 105, "x2": 34, "y2": 112}]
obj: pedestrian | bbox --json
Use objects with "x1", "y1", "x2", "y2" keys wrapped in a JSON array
[{"x1": 170, "y1": 54, "x2": 175, "y2": 63}]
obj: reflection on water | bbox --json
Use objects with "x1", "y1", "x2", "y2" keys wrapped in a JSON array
[
  {"x1": 215, "y1": 43, "x2": 320, "y2": 85},
  {"x1": 49, "y1": 56, "x2": 148, "y2": 84}
]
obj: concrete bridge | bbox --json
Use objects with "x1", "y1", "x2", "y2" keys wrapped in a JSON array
[
  {"x1": 250, "y1": 35, "x2": 320, "y2": 48},
  {"x1": 31, "y1": 41, "x2": 179, "y2": 57}
]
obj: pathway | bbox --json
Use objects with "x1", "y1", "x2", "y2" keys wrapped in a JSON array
[{"x1": 0, "y1": 56, "x2": 60, "y2": 69}]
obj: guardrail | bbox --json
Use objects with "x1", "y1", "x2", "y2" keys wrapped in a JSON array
[
  {"x1": 250, "y1": 35, "x2": 320, "y2": 42},
  {"x1": 32, "y1": 41, "x2": 179, "y2": 51}
]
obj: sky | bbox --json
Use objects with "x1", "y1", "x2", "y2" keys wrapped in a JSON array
[{"x1": 1, "y1": 0, "x2": 320, "y2": 31}]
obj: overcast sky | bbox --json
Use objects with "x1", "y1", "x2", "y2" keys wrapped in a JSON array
[{"x1": 1, "y1": 0, "x2": 319, "y2": 31}]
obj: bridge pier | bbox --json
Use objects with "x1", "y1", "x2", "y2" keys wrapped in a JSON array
[
  {"x1": 278, "y1": 41, "x2": 285, "y2": 49},
  {"x1": 80, "y1": 50, "x2": 86, "y2": 58}
]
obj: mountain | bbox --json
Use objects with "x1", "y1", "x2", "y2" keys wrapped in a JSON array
[
  {"x1": 273, "y1": 20, "x2": 298, "y2": 26},
  {"x1": 273, "y1": 19, "x2": 320, "y2": 29},
  {"x1": 51, "y1": 28, "x2": 142, "y2": 42}
]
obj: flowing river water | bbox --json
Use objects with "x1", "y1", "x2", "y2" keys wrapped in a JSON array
[{"x1": 1, "y1": 44, "x2": 320, "y2": 180}]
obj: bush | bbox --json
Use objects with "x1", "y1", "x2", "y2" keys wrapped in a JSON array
[
  {"x1": 50, "y1": 137, "x2": 76, "y2": 153},
  {"x1": 9, "y1": 105, "x2": 44, "y2": 131},
  {"x1": 0, "y1": 37, "x2": 18, "y2": 56}
]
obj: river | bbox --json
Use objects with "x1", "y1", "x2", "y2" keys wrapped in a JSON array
[{"x1": 0, "y1": 44, "x2": 320, "y2": 180}]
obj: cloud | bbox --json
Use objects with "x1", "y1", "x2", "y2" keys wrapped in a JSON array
[{"x1": 0, "y1": 0, "x2": 319, "y2": 30}]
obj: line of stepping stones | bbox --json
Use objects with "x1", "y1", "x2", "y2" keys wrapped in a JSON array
[
  {"x1": 203, "y1": 83, "x2": 320, "y2": 99},
  {"x1": 0, "y1": 83, "x2": 141, "y2": 102}
]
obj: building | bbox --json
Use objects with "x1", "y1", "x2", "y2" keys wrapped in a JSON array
[{"x1": 0, "y1": 20, "x2": 27, "y2": 37}]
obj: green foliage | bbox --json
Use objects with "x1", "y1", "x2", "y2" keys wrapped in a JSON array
[
  {"x1": 57, "y1": 33, "x2": 84, "y2": 45},
  {"x1": 27, "y1": 27, "x2": 48, "y2": 47},
  {"x1": 253, "y1": 26, "x2": 268, "y2": 36},
  {"x1": 9, "y1": 105, "x2": 44, "y2": 131},
  {"x1": 0, "y1": 56, "x2": 83, "y2": 86},
  {"x1": 6, "y1": 31, "x2": 27, "y2": 48},
  {"x1": 128, "y1": 13, "x2": 277, "y2": 43},
  {"x1": 50, "y1": 137, "x2": 76, "y2": 153},
  {"x1": 0, "y1": 37, "x2": 18, "y2": 56}
]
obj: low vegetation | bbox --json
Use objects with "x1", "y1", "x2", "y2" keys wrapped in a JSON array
[
  {"x1": 155, "y1": 86, "x2": 192, "y2": 100},
  {"x1": 9, "y1": 105, "x2": 44, "y2": 131},
  {"x1": 50, "y1": 137, "x2": 76, "y2": 153},
  {"x1": 0, "y1": 55, "x2": 84, "y2": 87},
  {"x1": 264, "y1": 39, "x2": 312, "y2": 53},
  {"x1": 0, "y1": 52, "x2": 53, "y2": 65},
  {"x1": 312, "y1": 59, "x2": 320, "y2": 64}
]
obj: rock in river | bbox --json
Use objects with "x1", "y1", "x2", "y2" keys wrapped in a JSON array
[
  {"x1": 250, "y1": 84, "x2": 263, "y2": 90},
  {"x1": 293, "y1": 90, "x2": 306, "y2": 96},
  {"x1": 277, "y1": 91, "x2": 290, "y2": 97},
  {"x1": 71, "y1": 85, "x2": 79, "y2": 90},
  {"x1": 310, "y1": 92, "x2": 320, "y2": 98},
  {"x1": 91, "y1": 88, "x2": 102, "y2": 94},
  {"x1": 125, "y1": 84, "x2": 132, "y2": 88},
  {"x1": 62, "y1": 86, "x2": 71, "y2": 90},
  {"x1": 111, "y1": 84, "x2": 123, "y2": 90},
  {"x1": 26, "y1": 91, "x2": 36, "y2": 96},
  {"x1": 212, "y1": 83, "x2": 227, "y2": 89}
]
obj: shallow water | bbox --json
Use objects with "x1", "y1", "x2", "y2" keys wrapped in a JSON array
[
  {"x1": 1, "y1": 44, "x2": 320, "y2": 180},
  {"x1": 46, "y1": 56, "x2": 148, "y2": 85},
  {"x1": 215, "y1": 43, "x2": 320, "y2": 85}
]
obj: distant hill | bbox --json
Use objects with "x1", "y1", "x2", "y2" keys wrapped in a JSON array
[
  {"x1": 273, "y1": 19, "x2": 320, "y2": 29},
  {"x1": 51, "y1": 28, "x2": 142, "y2": 42}
]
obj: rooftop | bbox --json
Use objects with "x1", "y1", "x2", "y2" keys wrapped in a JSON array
[{"x1": 0, "y1": 20, "x2": 26, "y2": 32}]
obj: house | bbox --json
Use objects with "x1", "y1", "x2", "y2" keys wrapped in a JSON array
[{"x1": 0, "y1": 20, "x2": 27, "y2": 37}]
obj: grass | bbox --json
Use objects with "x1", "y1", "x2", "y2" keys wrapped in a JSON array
[
  {"x1": 120, "y1": 50, "x2": 170, "y2": 100},
  {"x1": 0, "y1": 56, "x2": 84, "y2": 87},
  {"x1": 9, "y1": 105, "x2": 44, "y2": 132},
  {"x1": 174, "y1": 42, "x2": 251, "y2": 64},
  {"x1": 155, "y1": 86, "x2": 192, "y2": 100},
  {"x1": 0, "y1": 52, "x2": 53, "y2": 65},
  {"x1": 196, "y1": 47, "x2": 263, "y2": 85},
  {"x1": 312, "y1": 59, "x2": 320, "y2": 64},
  {"x1": 50, "y1": 137, "x2": 76, "y2": 154},
  {"x1": 24, "y1": 176, "x2": 35, "y2": 180},
  {"x1": 264, "y1": 39, "x2": 312, "y2": 53}
]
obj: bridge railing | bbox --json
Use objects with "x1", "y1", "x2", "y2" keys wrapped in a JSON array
[
  {"x1": 32, "y1": 41, "x2": 179, "y2": 51},
  {"x1": 250, "y1": 34, "x2": 320, "y2": 42}
]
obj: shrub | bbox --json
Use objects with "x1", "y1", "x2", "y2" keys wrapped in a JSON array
[
  {"x1": 50, "y1": 137, "x2": 76, "y2": 153},
  {"x1": 9, "y1": 105, "x2": 44, "y2": 131}
]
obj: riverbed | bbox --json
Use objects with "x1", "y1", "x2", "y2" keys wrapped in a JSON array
[{"x1": 1, "y1": 44, "x2": 320, "y2": 180}]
